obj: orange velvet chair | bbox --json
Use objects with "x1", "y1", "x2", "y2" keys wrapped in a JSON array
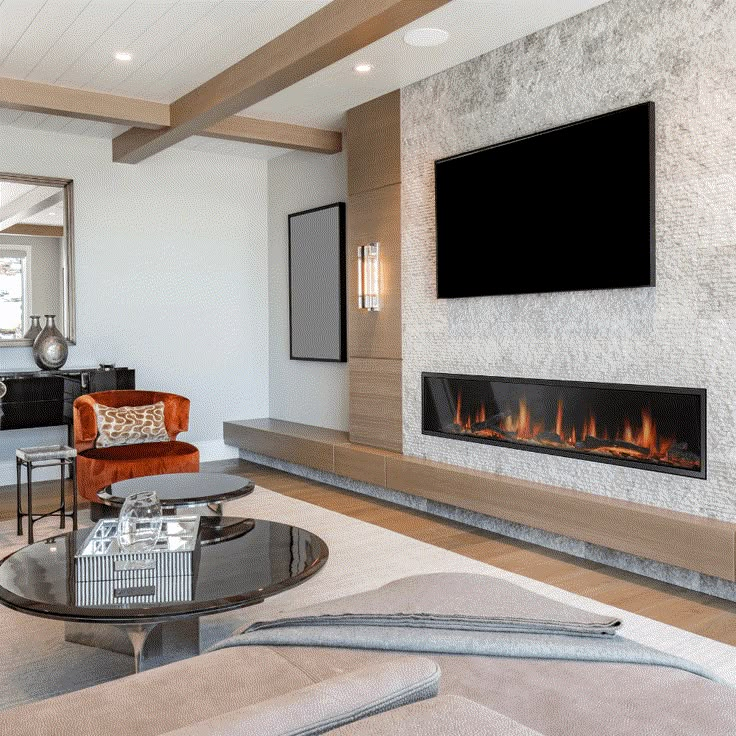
[{"x1": 73, "y1": 390, "x2": 200, "y2": 506}]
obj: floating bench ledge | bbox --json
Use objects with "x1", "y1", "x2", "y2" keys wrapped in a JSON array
[{"x1": 223, "y1": 419, "x2": 736, "y2": 582}]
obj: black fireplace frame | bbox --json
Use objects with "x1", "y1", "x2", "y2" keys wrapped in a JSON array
[{"x1": 421, "y1": 372, "x2": 707, "y2": 479}]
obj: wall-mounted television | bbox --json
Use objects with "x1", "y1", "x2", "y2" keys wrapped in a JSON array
[{"x1": 435, "y1": 102, "x2": 655, "y2": 299}]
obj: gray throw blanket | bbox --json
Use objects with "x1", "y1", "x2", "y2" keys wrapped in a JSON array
[
  {"x1": 213, "y1": 573, "x2": 723, "y2": 684},
  {"x1": 243, "y1": 574, "x2": 622, "y2": 638}
]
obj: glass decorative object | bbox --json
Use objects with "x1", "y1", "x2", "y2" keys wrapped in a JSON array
[
  {"x1": 117, "y1": 491, "x2": 163, "y2": 553},
  {"x1": 32, "y1": 314, "x2": 68, "y2": 370}
]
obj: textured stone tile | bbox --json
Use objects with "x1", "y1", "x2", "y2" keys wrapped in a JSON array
[{"x1": 400, "y1": 0, "x2": 736, "y2": 523}]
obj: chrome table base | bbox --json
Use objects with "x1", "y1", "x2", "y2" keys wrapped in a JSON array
[{"x1": 65, "y1": 618, "x2": 200, "y2": 673}]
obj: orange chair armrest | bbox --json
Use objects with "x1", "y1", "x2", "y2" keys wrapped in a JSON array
[
  {"x1": 73, "y1": 395, "x2": 98, "y2": 451},
  {"x1": 163, "y1": 394, "x2": 190, "y2": 439}
]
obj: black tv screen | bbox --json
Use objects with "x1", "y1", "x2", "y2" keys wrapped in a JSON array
[{"x1": 435, "y1": 102, "x2": 655, "y2": 298}]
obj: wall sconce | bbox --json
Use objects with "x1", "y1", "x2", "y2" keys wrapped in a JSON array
[{"x1": 357, "y1": 242, "x2": 380, "y2": 311}]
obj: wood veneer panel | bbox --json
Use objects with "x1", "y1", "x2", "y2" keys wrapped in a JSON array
[
  {"x1": 385, "y1": 455, "x2": 736, "y2": 581},
  {"x1": 346, "y1": 90, "x2": 400, "y2": 195},
  {"x1": 347, "y1": 183, "x2": 401, "y2": 359},
  {"x1": 334, "y1": 443, "x2": 393, "y2": 486},
  {"x1": 223, "y1": 419, "x2": 346, "y2": 473},
  {"x1": 349, "y1": 358, "x2": 402, "y2": 452}
]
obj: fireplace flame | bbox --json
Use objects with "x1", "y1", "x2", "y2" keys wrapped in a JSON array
[
  {"x1": 555, "y1": 399, "x2": 564, "y2": 438},
  {"x1": 517, "y1": 398, "x2": 532, "y2": 440},
  {"x1": 449, "y1": 393, "x2": 696, "y2": 470}
]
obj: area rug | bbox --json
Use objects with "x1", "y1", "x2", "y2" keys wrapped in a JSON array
[{"x1": 0, "y1": 486, "x2": 734, "y2": 711}]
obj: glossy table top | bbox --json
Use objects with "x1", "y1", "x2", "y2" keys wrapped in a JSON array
[
  {"x1": 0, "y1": 520, "x2": 328, "y2": 624},
  {"x1": 97, "y1": 472, "x2": 255, "y2": 508}
]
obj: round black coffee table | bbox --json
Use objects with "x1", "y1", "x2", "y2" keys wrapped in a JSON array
[
  {"x1": 0, "y1": 520, "x2": 328, "y2": 673},
  {"x1": 96, "y1": 473, "x2": 256, "y2": 542},
  {"x1": 97, "y1": 472, "x2": 255, "y2": 515}
]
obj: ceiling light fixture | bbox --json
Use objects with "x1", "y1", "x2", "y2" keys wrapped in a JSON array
[
  {"x1": 115, "y1": 51, "x2": 132, "y2": 62},
  {"x1": 403, "y1": 28, "x2": 449, "y2": 47},
  {"x1": 353, "y1": 63, "x2": 373, "y2": 74}
]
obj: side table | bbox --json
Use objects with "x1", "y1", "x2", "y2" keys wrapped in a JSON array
[{"x1": 16, "y1": 445, "x2": 78, "y2": 544}]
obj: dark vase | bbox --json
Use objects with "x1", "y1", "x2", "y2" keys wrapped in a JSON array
[
  {"x1": 23, "y1": 315, "x2": 42, "y2": 341},
  {"x1": 33, "y1": 315, "x2": 68, "y2": 370}
]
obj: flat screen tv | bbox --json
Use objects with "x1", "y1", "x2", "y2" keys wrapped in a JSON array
[{"x1": 435, "y1": 102, "x2": 655, "y2": 298}]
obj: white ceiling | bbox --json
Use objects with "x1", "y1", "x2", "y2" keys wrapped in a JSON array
[
  {"x1": 0, "y1": 180, "x2": 35, "y2": 208},
  {"x1": 247, "y1": 0, "x2": 610, "y2": 129},
  {"x1": 0, "y1": 0, "x2": 610, "y2": 157},
  {"x1": 0, "y1": 180, "x2": 64, "y2": 226}
]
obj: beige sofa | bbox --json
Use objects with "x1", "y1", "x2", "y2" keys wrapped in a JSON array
[
  {"x1": 2, "y1": 574, "x2": 735, "y2": 735},
  {"x1": 0, "y1": 646, "x2": 547, "y2": 736}
]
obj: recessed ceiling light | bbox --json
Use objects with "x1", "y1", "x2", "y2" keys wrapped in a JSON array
[
  {"x1": 403, "y1": 28, "x2": 449, "y2": 47},
  {"x1": 115, "y1": 51, "x2": 132, "y2": 62},
  {"x1": 353, "y1": 63, "x2": 374, "y2": 74}
]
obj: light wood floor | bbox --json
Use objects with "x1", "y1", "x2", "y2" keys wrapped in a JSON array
[{"x1": 4, "y1": 458, "x2": 735, "y2": 646}]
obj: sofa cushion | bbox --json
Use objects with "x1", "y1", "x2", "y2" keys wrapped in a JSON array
[
  {"x1": 159, "y1": 656, "x2": 440, "y2": 736},
  {"x1": 76, "y1": 441, "x2": 200, "y2": 503},
  {"x1": 330, "y1": 695, "x2": 544, "y2": 735},
  {"x1": 0, "y1": 648, "x2": 329, "y2": 736},
  {"x1": 95, "y1": 401, "x2": 170, "y2": 447}
]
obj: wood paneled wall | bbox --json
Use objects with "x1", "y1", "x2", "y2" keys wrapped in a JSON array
[
  {"x1": 348, "y1": 357, "x2": 403, "y2": 452},
  {"x1": 346, "y1": 90, "x2": 403, "y2": 452},
  {"x1": 346, "y1": 91, "x2": 401, "y2": 195}
]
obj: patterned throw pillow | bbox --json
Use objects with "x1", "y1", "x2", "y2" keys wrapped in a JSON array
[{"x1": 94, "y1": 402, "x2": 170, "y2": 448}]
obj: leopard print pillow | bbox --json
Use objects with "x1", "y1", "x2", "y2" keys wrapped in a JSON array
[{"x1": 94, "y1": 401, "x2": 170, "y2": 448}]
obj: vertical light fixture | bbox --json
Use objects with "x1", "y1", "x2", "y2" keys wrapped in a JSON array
[{"x1": 357, "y1": 242, "x2": 380, "y2": 311}]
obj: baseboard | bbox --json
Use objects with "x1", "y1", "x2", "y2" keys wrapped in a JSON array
[
  {"x1": 195, "y1": 440, "x2": 240, "y2": 463},
  {"x1": 0, "y1": 460, "x2": 63, "y2": 488}
]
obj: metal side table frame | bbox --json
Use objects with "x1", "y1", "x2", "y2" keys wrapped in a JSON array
[{"x1": 16, "y1": 445, "x2": 78, "y2": 545}]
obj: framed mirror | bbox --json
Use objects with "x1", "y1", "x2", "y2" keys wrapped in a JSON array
[{"x1": 0, "y1": 173, "x2": 75, "y2": 346}]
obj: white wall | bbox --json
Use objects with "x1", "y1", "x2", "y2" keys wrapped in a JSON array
[
  {"x1": 0, "y1": 126, "x2": 269, "y2": 483},
  {"x1": 267, "y1": 150, "x2": 349, "y2": 431}
]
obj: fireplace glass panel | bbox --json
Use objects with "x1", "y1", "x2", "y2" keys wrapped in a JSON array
[{"x1": 422, "y1": 374, "x2": 705, "y2": 478}]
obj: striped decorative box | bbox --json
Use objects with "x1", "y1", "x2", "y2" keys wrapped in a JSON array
[{"x1": 74, "y1": 517, "x2": 201, "y2": 605}]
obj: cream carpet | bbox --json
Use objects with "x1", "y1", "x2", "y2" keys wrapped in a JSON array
[{"x1": 0, "y1": 486, "x2": 734, "y2": 711}]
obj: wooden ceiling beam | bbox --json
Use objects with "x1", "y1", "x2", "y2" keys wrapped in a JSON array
[
  {"x1": 112, "y1": 0, "x2": 449, "y2": 164},
  {"x1": 0, "y1": 76, "x2": 341, "y2": 154},
  {"x1": 201, "y1": 116, "x2": 342, "y2": 154},
  {"x1": 0, "y1": 186, "x2": 63, "y2": 231},
  {"x1": 1, "y1": 224, "x2": 64, "y2": 237},
  {"x1": 0, "y1": 77, "x2": 169, "y2": 129}
]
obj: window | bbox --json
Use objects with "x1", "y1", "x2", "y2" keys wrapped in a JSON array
[{"x1": 0, "y1": 252, "x2": 29, "y2": 339}]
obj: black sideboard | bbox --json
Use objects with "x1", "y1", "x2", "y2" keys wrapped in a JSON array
[{"x1": 0, "y1": 368, "x2": 135, "y2": 442}]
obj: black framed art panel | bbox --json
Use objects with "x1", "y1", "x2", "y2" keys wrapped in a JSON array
[{"x1": 288, "y1": 202, "x2": 346, "y2": 362}]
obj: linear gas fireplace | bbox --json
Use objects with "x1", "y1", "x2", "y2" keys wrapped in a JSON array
[{"x1": 422, "y1": 373, "x2": 706, "y2": 478}]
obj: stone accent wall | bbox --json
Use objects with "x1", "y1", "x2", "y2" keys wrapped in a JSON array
[{"x1": 401, "y1": 0, "x2": 736, "y2": 524}]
